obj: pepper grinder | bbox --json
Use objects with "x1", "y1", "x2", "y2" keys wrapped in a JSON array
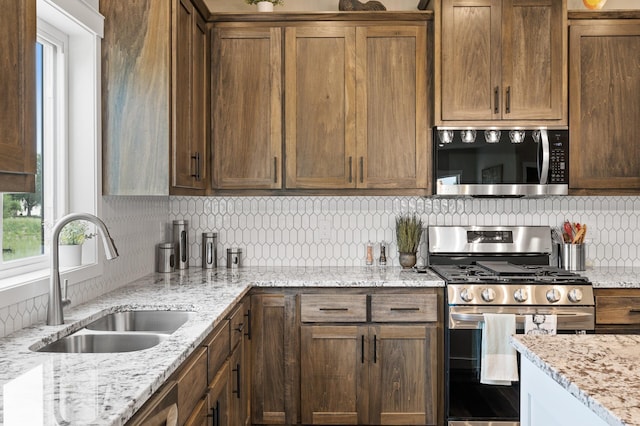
[{"x1": 378, "y1": 241, "x2": 387, "y2": 266}]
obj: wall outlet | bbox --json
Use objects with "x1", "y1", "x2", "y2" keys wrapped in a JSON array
[{"x1": 317, "y1": 219, "x2": 332, "y2": 241}]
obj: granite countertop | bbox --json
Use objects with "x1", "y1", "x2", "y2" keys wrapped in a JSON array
[
  {"x1": 0, "y1": 266, "x2": 443, "y2": 426},
  {"x1": 512, "y1": 334, "x2": 640, "y2": 426},
  {"x1": 583, "y1": 266, "x2": 640, "y2": 289}
]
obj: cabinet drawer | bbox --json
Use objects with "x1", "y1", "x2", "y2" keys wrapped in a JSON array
[
  {"x1": 300, "y1": 294, "x2": 367, "y2": 322},
  {"x1": 229, "y1": 299, "x2": 249, "y2": 350},
  {"x1": 203, "y1": 320, "x2": 230, "y2": 384},
  {"x1": 371, "y1": 294, "x2": 438, "y2": 322},
  {"x1": 596, "y1": 295, "x2": 640, "y2": 325},
  {"x1": 176, "y1": 347, "x2": 208, "y2": 426}
]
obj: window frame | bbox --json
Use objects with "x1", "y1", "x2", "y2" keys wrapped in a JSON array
[{"x1": 0, "y1": 0, "x2": 104, "y2": 306}]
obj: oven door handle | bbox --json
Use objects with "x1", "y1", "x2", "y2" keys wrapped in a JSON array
[{"x1": 450, "y1": 311, "x2": 593, "y2": 325}]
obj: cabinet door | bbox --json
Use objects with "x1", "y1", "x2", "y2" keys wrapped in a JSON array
[
  {"x1": 229, "y1": 342, "x2": 247, "y2": 426},
  {"x1": 210, "y1": 362, "x2": 231, "y2": 426},
  {"x1": 300, "y1": 325, "x2": 368, "y2": 425},
  {"x1": 440, "y1": 0, "x2": 501, "y2": 121},
  {"x1": 356, "y1": 25, "x2": 429, "y2": 189},
  {"x1": 251, "y1": 294, "x2": 287, "y2": 424},
  {"x1": 501, "y1": 0, "x2": 565, "y2": 120},
  {"x1": 0, "y1": 0, "x2": 36, "y2": 192},
  {"x1": 569, "y1": 22, "x2": 640, "y2": 193},
  {"x1": 212, "y1": 26, "x2": 282, "y2": 189},
  {"x1": 285, "y1": 26, "x2": 357, "y2": 189},
  {"x1": 368, "y1": 325, "x2": 437, "y2": 425},
  {"x1": 172, "y1": 0, "x2": 208, "y2": 193}
]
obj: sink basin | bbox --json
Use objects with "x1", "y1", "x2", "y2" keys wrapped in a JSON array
[
  {"x1": 35, "y1": 333, "x2": 166, "y2": 353},
  {"x1": 84, "y1": 310, "x2": 195, "y2": 333}
]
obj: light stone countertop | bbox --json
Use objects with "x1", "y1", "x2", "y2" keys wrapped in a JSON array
[
  {"x1": 0, "y1": 266, "x2": 443, "y2": 426},
  {"x1": 512, "y1": 334, "x2": 640, "y2": 426},
  {"x1": 583, "y1": 266, "x2": 640, "y2": 289}
]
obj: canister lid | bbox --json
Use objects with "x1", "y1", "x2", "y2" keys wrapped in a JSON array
[
  {"x1": 158, "y1": 242, "x2": 174, "y2": 249},
  {"x1": 173, "y1": 220, "x2": 188, "y2": 225},
  {"x1": 226, "y1": 248, "x2": 242, "y2": 253},
  {"x1": 203, "y1": 232, "x2": 218, "y2": 238}
]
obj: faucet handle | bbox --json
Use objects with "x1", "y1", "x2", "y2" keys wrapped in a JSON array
[{"x1": 62, "y1": 279, "x2": 71, "y2": 308}]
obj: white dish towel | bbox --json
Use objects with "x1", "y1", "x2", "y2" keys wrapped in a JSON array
[
  {"x1": 525, "y1": 314, "x2": 557, "y2": 335},
  {"x1": 480, "y1": 313, "x2": 519, "y2": 386}
]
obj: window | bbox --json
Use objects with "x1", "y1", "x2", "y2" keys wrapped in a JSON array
[{"x1": 0, "y1": 0, "x2": 103, "y2": 296}]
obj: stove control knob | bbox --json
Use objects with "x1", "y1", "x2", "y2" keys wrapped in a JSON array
[
  {"x1": 546, "y1": 288, "x2": 562, "y2": 303},
  {"x1": 568, "y1": 288, "x2": 583, "y2": 303},
  {"x1": 514, "y1": 288, "x2": 529, "y2": 303},
  {"x1": 481, "y1": 288, "x2": 496, "y2": 302},
  {"x1": 460, "y1": 288, "x2": 474, "y2": 303}
]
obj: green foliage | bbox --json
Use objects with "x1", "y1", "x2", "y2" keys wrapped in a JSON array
[
  {"x1": 2, "y1": 217, "x2": 43, "y2": 261},
  {"x1": 2, "y1": 194, "x2": 22, "y2": 218},
  {"x1": 59, "y1": 221, "x2": 95, "y2": 245},
  {"x1": 244, "y1": 0, "x2": 284, "y2": 5},
  {"x1": 395, "y1": 214, "x2": 423, "y2": 253}
]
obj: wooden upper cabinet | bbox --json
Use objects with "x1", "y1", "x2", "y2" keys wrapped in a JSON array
[
  {"x1": 0, "y1": 0, "x2": 36, "y2": 193},
  {"x1": 356, "y1": 25, "x2": 428, "y2": 189},
  {"x1": 285, "y1": 26, "x2": 357, "y2": 189},
  {"x1": 172, "y1": 0, "x2": 208, "y2": 193},
  {"x1": 212, "y1": 26, "x2": 283, "y2": 189},
  {"x1": 437, "y1": 0, "x2": 566, "y2": 125},
  {"x1": 286, "y1": 23, "x2": 429, "y2": 190},
  {"x1": 569, "y1": 20, "x2": 640, "y2": 194}
]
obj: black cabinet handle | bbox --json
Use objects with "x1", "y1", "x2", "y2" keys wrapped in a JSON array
[
  {"x1": 494, "y1": 86, "x2": 500, "y2": 114},
  {"x1": 629, "y1": 309, "x2": 640, "y2": 314},
  {"x1": 235, "y1": 322, "x2": 245, "y2": 333},
  {"x1": 373, "y1": 335, "x2": 377, "y2": 363},
  {"x1": 232, "y1": 363, "x2": 241, "y2": 398},
  {"x1": 274, "y1": 157, "x2": 278, "y2": 184},
  {"x1": 348, "y1": 156, "x2": 353, "y2": 183},
  {"x1": 506, "y1": 86, "x2": 511, "y2": 114},
  {"x1": 359, "y1": 157, "x2": 364, "y2": 184},
  {"x1": 208, "y1": 405, "x2": 216, "y2": 426},
  {"x1": 191, "y1": 152, "x2": 201, "y2": 180},
  {"x1": 390, "y1": 307, "x2": 420, "y2": 311},
  {"x1": 244, "y1": 309, "x2": 252, "y2": 340},
  {"x1": 319, "y1": 308, "x2": 348, "y2": 311},
  {"x1": 361, "y1": 335, "x2": 365, "y2": 364}
]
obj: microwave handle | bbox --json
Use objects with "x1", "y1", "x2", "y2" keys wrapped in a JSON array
[{"x1": 538, "y1": 129, "x2": 550, "y2": 184}]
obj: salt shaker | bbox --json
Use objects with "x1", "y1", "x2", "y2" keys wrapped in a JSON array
[{"x1": 365, "y1": 241, "x2": 374, "y2": 266}]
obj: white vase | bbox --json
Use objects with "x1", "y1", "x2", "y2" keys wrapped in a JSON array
[
  {"x1": 256, "y1": 1, "x2": 274, "y2": 12},
  {"x1": 59, "y1": 244, "x2": 82, "y2": 267}
]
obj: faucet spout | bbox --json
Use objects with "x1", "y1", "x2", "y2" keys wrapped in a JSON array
[{"x1": 47, "y1": 213, "x2": 119, "y2": 325}]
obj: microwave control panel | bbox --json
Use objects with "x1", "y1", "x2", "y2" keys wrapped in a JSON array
[{"x1": 548, "y1": 131, "x2": 569, "y2": 184}]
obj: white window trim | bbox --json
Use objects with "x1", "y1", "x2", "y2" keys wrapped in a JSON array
[{"x1": 0, "y1": 0, "x2": 104, "y2": 309}]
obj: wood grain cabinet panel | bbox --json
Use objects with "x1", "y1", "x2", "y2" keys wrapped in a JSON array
[
  {"x1": 436, "y1": 0, "x2": 566, "y2": 125},
  {"x1": 102, "y1": 0, "x2": 208, "y2": 195},
  {"x1": 569, "y1": 20, "x2": 640, "y2": 194},
  {"x1": 286, "y1": 23, "x2": 429, "y2": 190},
  {"x1": 212, "y1": 26, "x2": 283, "y2": 189},
  {"x1": 0, "y1": 0, "x2": 37, "y2": 192},
  {"x1": 176, "y1": 347, "x2": 209, "y2": 426},
  {"x1": 300, "y1": 294, "x2": 368, "y2": 323},
  {"x1": 595, "y1": 288, "x2": 640, "y2": 333},
  {"x1": 172, "y1": 0, "x2": 209, "y2": 193}
]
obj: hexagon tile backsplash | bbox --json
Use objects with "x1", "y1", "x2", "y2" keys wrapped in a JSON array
[{"x1": 170, "y1": 195, "x2": 640, "y2": 269}]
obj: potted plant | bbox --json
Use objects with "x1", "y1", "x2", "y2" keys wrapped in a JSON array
[
  {"x1": 395, "y1": 214, "x2": 423, "y2": 269},
  {"x1": 59, "y1": 220, "x2": 95, "y2": 267},
  {"x1": 245, "y1": 0, "x2": 283, "y2": 12}
]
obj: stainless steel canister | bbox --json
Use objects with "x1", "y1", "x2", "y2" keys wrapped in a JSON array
[
  {"x1": 561, "y1": 243, "x2": 586, "y2": 271},
  {"x1": 156, "y1": 243, "x2": 175, "y2": 273},
  {"x1": 202, "y1": 232, "x2": 218, "y2": 269},
  {"x1": 226, "y1": 248, "x2": 243, "y2": 269},
  {"x1": 173, "y1": 220, "x2": 189, "y2": 270}
]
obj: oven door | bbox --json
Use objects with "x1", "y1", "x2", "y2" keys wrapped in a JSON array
[{"x1": 445, "y1": 305, "x2": 594, "y2": 426}]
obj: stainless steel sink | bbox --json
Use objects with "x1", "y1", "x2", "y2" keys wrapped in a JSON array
[
  {"x1": 32, "y1": 310, "x2": 195, "y2": 353},
  {"x1": 35, "y1": 332, "x2": 166, "y2": 353},
  {"x1": 85, "y1": 310, "x2": 195, "y2": 334}
]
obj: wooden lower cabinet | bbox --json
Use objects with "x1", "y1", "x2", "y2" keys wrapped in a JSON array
[
  {"x1": 186, "y1": 362, "x2": 231, "y2": 426},
  {"x1": 300, "y1": 324, "x2": 437, "y2": 425},
  {"x1": 595, "y1": 288, "x2": 640, "y2": 334}
]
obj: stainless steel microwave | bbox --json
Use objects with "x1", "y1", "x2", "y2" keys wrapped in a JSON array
[{"x1": 433, "y1": 128, "x2": 569, "y2": 197}]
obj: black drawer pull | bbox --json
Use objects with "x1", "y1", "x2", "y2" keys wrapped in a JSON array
[
  {"x1": 629, "y1": 309, "x2": 640, "y2": 314},
  {"x1": 390, "y1": 307, "x2": 420, "y2": 311},
  {"x1": 319, "y1": 308, "x2": 349, "y2": 311}
]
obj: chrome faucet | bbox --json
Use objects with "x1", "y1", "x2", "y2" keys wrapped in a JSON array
[{"x1": 47, "y1": 213, "x2": 119, "y2": 325}]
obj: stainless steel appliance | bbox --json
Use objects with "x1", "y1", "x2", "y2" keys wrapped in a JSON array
[
  {"x1": 427, "y1": 226, "x2": 594, "y2": 426},
  {"x1": 433, "y1": 128, "x2": 569, "y2": 197}
]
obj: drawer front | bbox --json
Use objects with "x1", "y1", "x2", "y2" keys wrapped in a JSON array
[
  {"x1": 371, "y1": 294, "x2": 438, "y2": 322},
  {"x1": 229, "y1": 299, "x2": 248, "y2": 350},
  {"x1": 300, "y1": 294, "x2": 367, "y2": 322},
  {"x1": 204, "y1": 320, "x2": 230, "y2": 384},
  {"x1": 177, "y1": 347, "x2": 208, "y2": 426},
  {"x1": 596, "y1": 296, "x2": 640, "y2": 325}
]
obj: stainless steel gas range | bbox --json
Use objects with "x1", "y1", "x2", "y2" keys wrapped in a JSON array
[{"x1": 427, "y1": 226, "x2": 595, "y2": 426}]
